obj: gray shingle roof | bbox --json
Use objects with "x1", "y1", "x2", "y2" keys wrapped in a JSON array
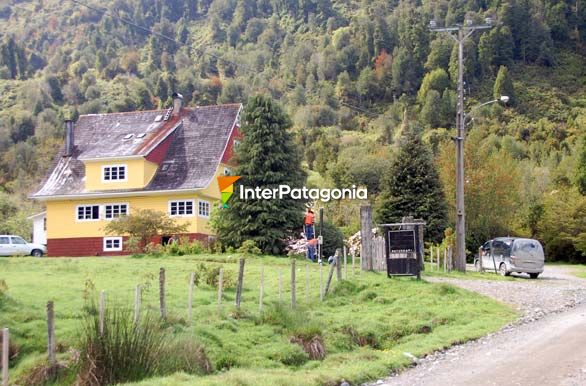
[{"x1": 32, "y1": 104, "x2": 242, "y2": 198}]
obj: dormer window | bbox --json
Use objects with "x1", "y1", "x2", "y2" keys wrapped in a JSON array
[{"x1": 103, "y1": 165, "x2": 127, "y2": 182}]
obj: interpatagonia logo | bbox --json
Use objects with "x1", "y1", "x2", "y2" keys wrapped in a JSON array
[{"x1": 217, "y1": 176, "x2": 241, "y2": 208}]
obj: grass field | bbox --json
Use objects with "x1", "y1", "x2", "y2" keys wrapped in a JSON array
[{"x1": 1, "y1": 254, "x2": 516, "y2": 386}]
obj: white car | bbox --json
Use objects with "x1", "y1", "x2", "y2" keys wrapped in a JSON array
[{"x1": 0, "y1": 235, "x2": 46, "y2": 257}]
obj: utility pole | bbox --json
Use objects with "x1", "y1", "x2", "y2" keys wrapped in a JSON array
[{"x1": 430, "y1": 18, "x2": 493, "y2": 272}]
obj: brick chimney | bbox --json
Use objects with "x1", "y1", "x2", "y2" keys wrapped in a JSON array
[
  {"x1": 172, "y1": 92, "x2": 183, "y2": 116},
  {"x1": 64, "y1": 119, "x2": 74, "y2": 157}
]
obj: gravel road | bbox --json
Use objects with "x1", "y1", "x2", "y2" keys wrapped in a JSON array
[{"x1": 369, "y1": 265, "x2": 586, "y2": 386}]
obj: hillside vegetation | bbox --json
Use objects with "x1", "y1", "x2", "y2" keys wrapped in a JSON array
[{"x1": 0, "y1": 0, "x2": 584, "y2": 260}]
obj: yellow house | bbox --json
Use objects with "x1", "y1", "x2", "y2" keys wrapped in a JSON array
[{"x1": 31, "y1": 94, "x2": 242, "y2": 256}]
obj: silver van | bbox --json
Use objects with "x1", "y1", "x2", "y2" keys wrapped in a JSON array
[{"x1": 475, "y1": 237, "x2": 544, "y2": 279}]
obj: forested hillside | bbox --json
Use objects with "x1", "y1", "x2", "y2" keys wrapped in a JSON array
[{"x1": 0, "y1": 0, "x2": 584, "y2": 260}]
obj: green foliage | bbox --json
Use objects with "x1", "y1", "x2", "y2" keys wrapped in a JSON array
[
  {"x1": 316, "y1": 220, "x2": 345, "y2": 258},
  {"x1": 577, "y1": 136, "x2": 586, "y2": 195},
  {"x1": 376, "y1": 128, "x2": 448, "y2": 242},
  {"x1": 0, "y1": 191, "x2": 30, "y2": 236},
  {"x1": 212, "y1": 96, "x2": 306, "y2": 254},
  {"x1": 104, "y1": 209, "x2": 189, "y2": 252},
  {"x1": 193, "y1": 262, "x2": 236, "y2": 288},
  {"x1": 237, "y1": 240, "x2": 262, "y2": 255},
  {"x1": 494, "y1": 65, "x2": 516, "y2": 105}
]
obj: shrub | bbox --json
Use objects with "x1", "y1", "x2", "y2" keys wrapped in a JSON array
[
  {"x1": 316, "y1": 221, "x2": 345, "y2": 258},
  {"x1": 144, "y1": 242, "x2": 164, "y2": 257},
  {"x1": 160, "y1": 339, "x2": 212, "y2": 375},
  {"x1": 193, "y1": 263, "x2": 236, "y2": 288},
  {"x1": 0, "y1": 279, "x2": 8, "y2": 304},
  {"x1": 237, "y1": 240, "x2": 262, "y2": 255},
  {"x1": 77, "y1": 307, "x2": 167, "y2": 385}
]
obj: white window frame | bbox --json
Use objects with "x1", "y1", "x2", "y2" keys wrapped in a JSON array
[
  {"x1": 76, "y1": 205, "x2": 100, "y2": 221},
  {"x1": 168, "y1": 199, "x2": 195, "y2": 217},
  {"x1": 103, "y1": 237, "x2": 123, "y2": 252},
  {"x1": 223, "y1": 167, "x2": 232, "y2": 176},
  {"x1": 233, "y1": 139, "x2": 241, "y2": 149},
  {"x1": 104, "y1": 203, "x2": 129, "y2": 220},
  {"x1": 102, "y1": 164, "x2": 128, "y2": 183},
  {"x1": 198, "y1": 200, "x2": 211, "y2": 218}
]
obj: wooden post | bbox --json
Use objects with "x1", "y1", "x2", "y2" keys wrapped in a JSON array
[
  {"x1": 291, "y1": 259, "x2": 296, "y2": 308},
  {"x1": 335, "y1": 250, "x2": 342, "y2": 281},
  {"x1": 443, "y1": 248, "x2": 447, "y2": 272},
  {"x1": 305, "y1": 264, "x2": 310, "y2": 304},
  {"x1": 47, "y1": 301, "x2": 56, "y2": 366},
  {"x1": 99, "y1": 291, "x2": 106, "y2": 336},
  {"x1": 352, "y1": 252, "x2": 355, "y2": 276},
  {"x1": 188, "y1": 272, "x2": 195, "y2": 322},
  {"x1": 430, "y1": 245, "x2": 434, "y2": 266},
  {"x1": 324, "y1": 260, "x2": 336, "y2": 295},
  {"x1": 134, "y1": 285, "x2": 141, "y2": 325},
  {"x1": 437, "y1": 247, "x2": 440, "y2": 270},
  {"x1": 217, "y1": 268, "x2": 224, "y2": 312},
  {"x1": 259, "y1": 265, "x2": 264, "y2": 313},
  {"x1": 360, "y1": 206, "x2": 373, "y2": 271},
  {"x1": 278, "y1": 270, "x2": 283, "y2": 303},
  {"x1": 343, "y1": 246, "x2": 348, "y2": 278},
  {"x1": 159, "y1": 268, "x2": 166, "y2": 320},
  {"x1": 235, "y1": 258, "x2": 245, "y2": 308},
  {"x1": 319, "y1": 262, "x2": 324, "y2": 301},
  {"x1": 448, "y1": 246, "x2": 453, "y2": 272},
  {"x1": 2, "y1": 328, "x2": 8, "y2": 386},
  {"x1": 478, "y1": 247, "x2": 483, "y2": 272}
]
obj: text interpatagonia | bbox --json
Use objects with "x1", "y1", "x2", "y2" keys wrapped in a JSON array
[{"x1": 239, "y1": 185, "x2": 368, "y2": 202}]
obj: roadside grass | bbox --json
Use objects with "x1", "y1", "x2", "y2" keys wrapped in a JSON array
[
  {"x1": 547, "y1": 262, "x2": 586, "y2": 279},
  {"x1": 421, "y1": 263, "x2": 516, "y2": 281},
  {"x1": 0, "y1": 255, "x2": 516, "y2": 386}
]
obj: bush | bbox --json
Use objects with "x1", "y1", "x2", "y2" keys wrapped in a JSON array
[
  {"x1": 193, "y1": 263, "x2": 236, "y2": 288},
  {"x1": 160, "y1": 339, "x2": 212, "y2": 375},
  {"x1": 164, "y1": 237, "x2": 206, "y2": 256},
  {"x1": 316, "y1": 221, "x2": 344, "y2": 258},
  {"x1": 0, "y1": 279, "x2": 8, "y2": 305},
  {"x1": 77, "y1": 306, "x2": 166, "y2": 385},
  {"x1": 237, "y1": 240, "x2": 262, "y2": 255}
]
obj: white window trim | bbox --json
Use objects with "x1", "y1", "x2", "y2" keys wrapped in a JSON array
[
  {"x1": 198, "y1": 200, "x2": 211, "y2": 218},
  {"x1": 103, "y1": 202, "x2": 130, "y2": 220},
  {"x1": 103, "y1": 237, "x2": 123, "y2": 252},
  {"x1": 102, "y1": 164, "x2": 128, "y2": 183},
  {"x1": 168, "y1": 199, "x2": 195, "y2": 217},
  {"x1": 223, "y1": 167, "x2": 232, "y2": 175},
  {"x1": 76, "y1": 204, "x2": 100, "y2": 222}
]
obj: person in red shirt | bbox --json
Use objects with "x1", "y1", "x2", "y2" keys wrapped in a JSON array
[
  {"x1": 307, "y1": 237, "x2": 318, "y2": 262},
  {"x1": 304, "y1": 208, "x2": 315, "y2": 240}
]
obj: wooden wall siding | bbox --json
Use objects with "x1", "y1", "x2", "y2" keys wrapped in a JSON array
[{"x1": 372, "y1": 236, "x2": 386, "y2": 272}]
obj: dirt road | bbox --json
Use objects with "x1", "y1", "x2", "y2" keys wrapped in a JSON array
[{"x1": 373, "y1": 265, "x2": 586, "y2": 386}]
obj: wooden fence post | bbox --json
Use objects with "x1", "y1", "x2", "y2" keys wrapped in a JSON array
[
  {"x1": 259, "y1": 266, "x2": 264, "y2": 313},
  {"x1": 443, "y1": 248, "x2": 447, "y2": 272},
  {"x1": 235, "y1": 258, "x2": 245, "y2": 309},
  {"x1": 352, "y1": 252, "x2": 355, "y2": 276},
  {"x1": 478, "y1": 247, "x2": 483, "y2": 272},
  {"x1": 360, "y1": 206, "x2": 373, "y2": 271},
  {"x1": 336, "y1": 251, "x2": 342, "y2": 281},
  {"x1": 159, "y1": 268, "x2": 166, "y2": 320},
  {"x1": 188, "y1": 272, "x2": 195, "y2": 322},
  {"x1": 47, "y1": 301, "x2": 56, "y2": 366},
  {"x1": 319, "y1": 262, "x2": 324, "y2": 301},
  {"x1": 343, "y1": 246, "x2": 348, "y2": 279},
  {"x1": 99, "y1": 290, "x2": 106, "y2": 336},
  {"x1": 324, "y1": 260, "x2": 336, "y2": 296},
  {"x1": 2, "y1": 328, "x2": 8, "y2": 386},
  {"x1": 278, "y1": 270, "x2": 283, "y2": 303},
  {"x1": 134, "y1": 285, "x2": 141, "y2": 325},
  {"x1": 217, "y1": 268, "x2": 224, "y2": 313},
  {"x1": 437, "y1": 247, "x2": 440, "y2": 270},
  {"x1": 430, "y1": 245, "x2": 434, "y2": 268},
  {"x1": 291, "y1": 259, "x2": 296, "y2": 308},
  {"x1": 305, "y1": 264, "x2": 310, "y2": 304},
  {"x1": 448, "y1": 246, "x2": 453, "y2": 272}
]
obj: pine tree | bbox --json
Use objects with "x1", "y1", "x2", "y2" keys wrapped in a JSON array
[
  {"x1": 212, "y1": 96, "x2": 307, "y2": 254},
  {"x1": 375, "y1": 127, "x2": 448, "y2": 242},
  {"x1": 493, "y1": 65, "x2": 515, "y2": 105}
]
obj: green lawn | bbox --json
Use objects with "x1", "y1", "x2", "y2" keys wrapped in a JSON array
[{"x1": 0, "y1": 255, "x2": 516, "y2": 386}]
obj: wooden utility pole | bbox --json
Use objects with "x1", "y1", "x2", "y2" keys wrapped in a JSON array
[{"x1": 360, "y1": 206, "x2": 373, "y2": 271}]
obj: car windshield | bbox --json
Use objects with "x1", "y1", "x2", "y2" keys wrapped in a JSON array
[{"x1": 11, "y1": 237, "x2": 26, "y2": 244}]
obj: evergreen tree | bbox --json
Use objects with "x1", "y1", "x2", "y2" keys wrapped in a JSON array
[
  {"x1": 420, "y1": 89, "x2": 441, "y2": 128},
  {"x1": 212, "y1": 96, "x2": 306, "y2": 254},
  {"x1": 375, "y1": 127, "x2": 448, "y2": 242},
  {"x1": 493, "y1": 65, "x2": 515, "y2": 105}
]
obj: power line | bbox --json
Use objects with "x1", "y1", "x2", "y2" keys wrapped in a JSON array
[{"x1": 68, "y1": 0, "x2": 380, "y2": 118}]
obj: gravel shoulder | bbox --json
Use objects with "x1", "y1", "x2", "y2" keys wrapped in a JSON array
[{"x1": 370, "y1": 265, "x2": 586, "y2": 386}]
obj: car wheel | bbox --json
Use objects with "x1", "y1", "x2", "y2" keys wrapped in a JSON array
[
  {"x1": 529, "y1": 273, "x2": 539, "y2": 279},
  {"x1": 31, "y1": 249, "x2": 43, "y2": 257},
  {"x1": 499, "y1": 263, "x2": 510, "y2": 276}
]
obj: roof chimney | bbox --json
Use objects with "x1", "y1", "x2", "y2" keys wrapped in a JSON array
[
  {"x1": 172, "y1": 92, "x2": 183, "y2": 116},
  {"x1": 64, "y1": 119, "x2": 74, "y2": 157}
]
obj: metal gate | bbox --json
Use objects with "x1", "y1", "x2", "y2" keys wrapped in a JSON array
[{"x1": 382, "y1": 222, "x2": 425, "y2": 279}]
